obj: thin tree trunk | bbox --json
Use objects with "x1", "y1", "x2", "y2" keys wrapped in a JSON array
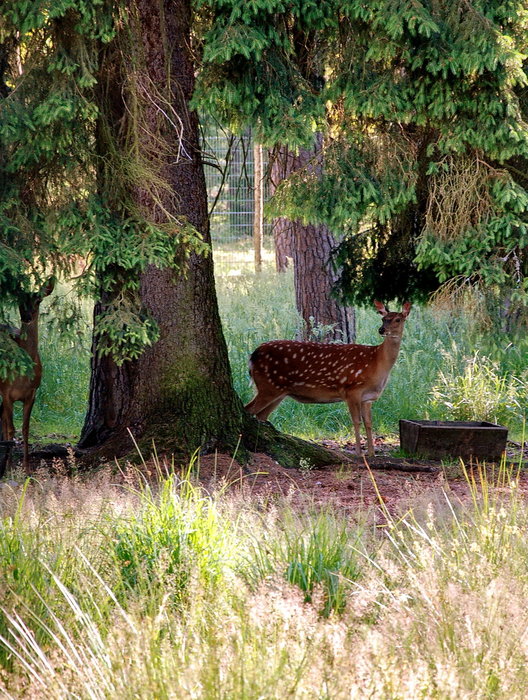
[
  {"x1": 270, "y1": 145, "x2": 293, "y2": 271},
  {"x1": 272, "y1": 217, "x2": 293, "y2": 272}
]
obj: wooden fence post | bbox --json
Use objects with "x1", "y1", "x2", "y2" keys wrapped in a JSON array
[{"x1": 253, "y1": 142, "x2": 263, "y2": 273}]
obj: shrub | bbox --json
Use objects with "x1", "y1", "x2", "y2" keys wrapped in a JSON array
[{"x1": 430, "y1": 350, "x2": 525, "y2": 425}]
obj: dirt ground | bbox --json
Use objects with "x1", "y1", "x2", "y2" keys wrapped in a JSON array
[
  {"x1": 193, "y1": 437, "x2": 528, "y2": 519},
  {"x1": 4, "y1": 436, "x2": 528, "y2": 518}
]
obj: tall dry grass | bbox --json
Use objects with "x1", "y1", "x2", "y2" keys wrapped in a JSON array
[{"x1": 2, "y1": 456, "x2": 528, "y2": 698}]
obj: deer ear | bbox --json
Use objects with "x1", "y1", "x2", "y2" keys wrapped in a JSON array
[
  {"x1": 40, "y1": 277, "x2": 55, "y2": 298},
  {"x1": 402, "y1": 301, "x2": 412, "y2": 317},
  {"x1": 373, "y1": 300, "x2": 388, "y2": 316}
]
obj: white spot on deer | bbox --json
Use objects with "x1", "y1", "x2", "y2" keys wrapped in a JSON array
[
  {"x1": 355, "y1": 369, "x2": 363, "y2": 377},
  {"x1": 340, "y1": 376, "x2": 347, "y2": 384},
  {"x1": 292, "y1": 353, "x2": 297, "y2": 359}
]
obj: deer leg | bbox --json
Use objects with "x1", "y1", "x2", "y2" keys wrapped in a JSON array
[
  {"x1": 245, "y1": 395, "x2": 262, "y2": 414},
  {"x1": 346, "y1": 398, "x2": 363, "y2": 456},
  {"x1": 22, "y1": 393, "x2": 36, "y2": 473},
  {"x1": 1, "y1": 397, "x2": 15, "y2": 442},
  {"x1": 245, "y1": 392, "x2": 285, "y2": 421},
  {"x1": 255, "y1": 397, "x2": 285, "y2": 421},
  {"x1": 361, "y1": 401, "x2": 375, "y2": 457},
  {"x1": 0, "y1": 397, "x2": 15, "y2": 474}
]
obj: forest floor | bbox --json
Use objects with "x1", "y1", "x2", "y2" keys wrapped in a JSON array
[
  {"x1": 189, "y1": 437, "x2": 528, "y2": 522},
  {"x1": 4, "y1": 437, "x2": 528, "y2": 520}
]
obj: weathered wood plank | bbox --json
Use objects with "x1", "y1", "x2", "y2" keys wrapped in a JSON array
[{"x1": 400, "y1": 420, "x2": 508, "y2": 461}]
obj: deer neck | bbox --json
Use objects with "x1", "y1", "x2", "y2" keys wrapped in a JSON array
[
  {"x1": 18, "y1": 317, "x2": 39, "y2": 360},
  {"x1": 378, "y1": 334, "x2": 403, "y2": 369}
]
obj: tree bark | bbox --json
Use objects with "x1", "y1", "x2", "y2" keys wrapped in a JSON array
[
  {"x1": 78, "y1": 0, "x2": 345, "y2": 469},
  {"x1": 270, "y1": 142, "x2": 356, "y2": 342},
  {"x1": 292, "y1": 217, "x2": 356, "y2": 343}
]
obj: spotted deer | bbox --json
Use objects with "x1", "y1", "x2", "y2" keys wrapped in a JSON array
[
  {"x1": 245, "y1": 301, "x2": 412, "y2": 457},
  {"x1": 0, "y1": 279, "x2": 55, "y2": 472}
]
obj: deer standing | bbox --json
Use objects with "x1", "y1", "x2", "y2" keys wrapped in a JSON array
[
  {"x1": 0, "y1": 280, "x2": 54, "y2": 472},
  {"x1": 245, "y1": 301, "x2": 411, "y2": 457}
]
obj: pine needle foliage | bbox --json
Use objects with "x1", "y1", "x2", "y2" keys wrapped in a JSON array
[
  {"x1": 0, "y1": 1, "x2": 207, "y2": 375},
  {"x1": 194, "y1": 0, "x2": 333, "y2": 148},
  {"x1": 196, "y1": 0, "x2": 528, "y2": 318}
]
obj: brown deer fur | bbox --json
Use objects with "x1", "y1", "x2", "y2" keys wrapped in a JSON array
[
  {"x1": 245, "y1": 301, "x2": 412, "y2": 457},
  {"x1": 0, "y1": 280, "x2": 54, "y2": 472}
]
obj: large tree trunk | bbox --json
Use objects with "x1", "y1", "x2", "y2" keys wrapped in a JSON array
[
  {"x1": 78, "y1": 0, "x2": 344, "y2": 469},
  {"x1": 270, "y1": 142, "x2": 356, "y2": 342}
]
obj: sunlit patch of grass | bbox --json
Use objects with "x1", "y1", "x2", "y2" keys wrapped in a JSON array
[
  {"x1": 110, "y1": 463, "x2": 238, "y2": 610},
  {"x1": 16, "y1": 244, "x2": 528, "y2": 446},
  {"x1": 242, "y1": 506, "x2": 363, "y2": 616},
  {"x1": 31, "y1": 328, "x2": 91, "y2": 438},
  {"x1": 431, "y1": 349, "x2": 527, "y2": 426},
  {"x1": 212, "y1": 237, "x2": 276, "y2": 276}
]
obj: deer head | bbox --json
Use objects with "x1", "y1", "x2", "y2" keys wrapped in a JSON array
[{"x1": 374, "y1": 301, "x2": 412, "y2": 339}]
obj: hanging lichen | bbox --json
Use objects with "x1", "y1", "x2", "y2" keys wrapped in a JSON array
[{"x1": 0, "y1": 1, "x2": 208, "y2": 370}]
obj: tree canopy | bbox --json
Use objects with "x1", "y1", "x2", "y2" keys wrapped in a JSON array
[
  {"x1": 196, "y1": 0, "x2": 528, "y2": 315},
  {"x1": 3, "y1": 0, "x2": 528, "y2": 345}
]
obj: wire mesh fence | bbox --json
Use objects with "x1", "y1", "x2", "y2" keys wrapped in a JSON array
[{"x1": 201, "y1": 123, "x2": 274, "y2": 274}]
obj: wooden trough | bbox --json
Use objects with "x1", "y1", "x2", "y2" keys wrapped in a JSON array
[{"x1": 399, "y1": 420, "x2": 508, "y2": 462}]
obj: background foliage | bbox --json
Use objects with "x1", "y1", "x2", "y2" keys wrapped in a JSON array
[
  {"x1": 24, "y1": 266, "x2": 527, "y2": 443},
  {"x1": 0, "y1": 0, "x2": 206, "y2": 379},
  {"x1": 197, "y1": 0, "x2": 528, "y2": 320}
]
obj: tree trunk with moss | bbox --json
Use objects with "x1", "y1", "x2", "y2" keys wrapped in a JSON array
[{"x1": 78, "y1": 0, "x2": 344, "y2": 469}]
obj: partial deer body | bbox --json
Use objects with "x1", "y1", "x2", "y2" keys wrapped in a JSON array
[
  {"x1": 245, "y1": 301, "x2": 411, "y2": 457},
  {"x1": 0, "y1": 280, "x2": 54, "y2": 472}
]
